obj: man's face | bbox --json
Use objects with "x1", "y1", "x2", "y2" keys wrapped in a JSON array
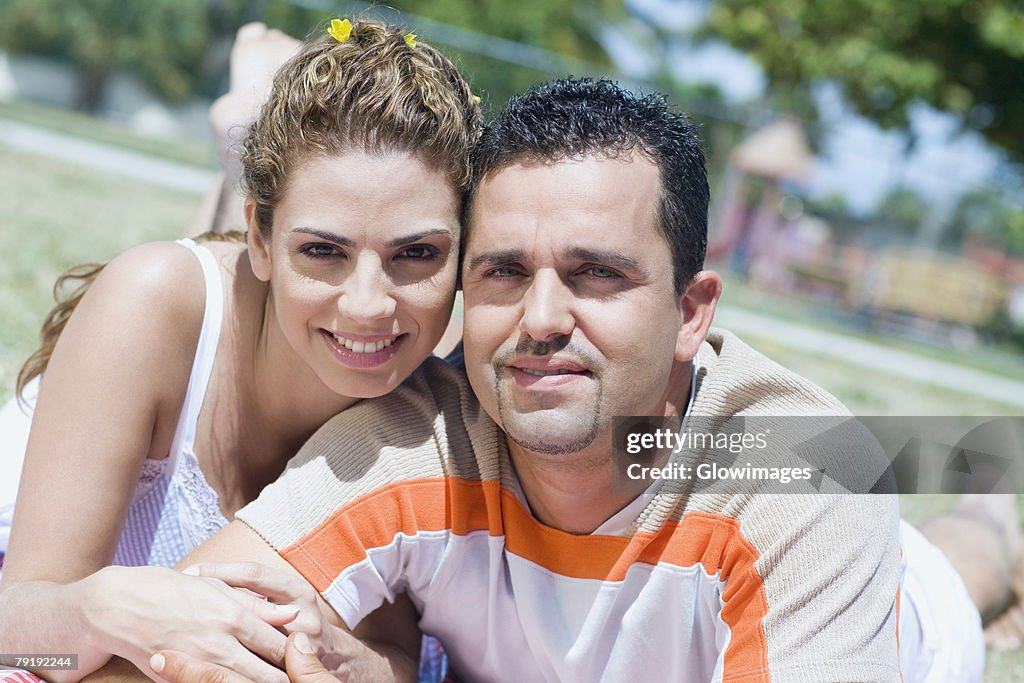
[{"x1": 462, "y1": 152, "x2": 694, "y2": 460}]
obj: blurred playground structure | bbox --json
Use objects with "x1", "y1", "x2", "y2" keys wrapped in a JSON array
[{"x1": 709, "y1": 118, "x2": 1024, "y2": 349}]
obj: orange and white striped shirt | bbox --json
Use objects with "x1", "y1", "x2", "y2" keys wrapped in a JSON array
[{"x1": 239, "y1": 331, "x2": 903, "y2": 682}]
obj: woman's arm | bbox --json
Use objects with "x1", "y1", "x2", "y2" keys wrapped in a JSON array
[
  {"x1": 0, "y1": 242, "x2": 205, "y2": 680},
  {"x1": 80, "y1": 520, "x2": 421, "y2": 683}
]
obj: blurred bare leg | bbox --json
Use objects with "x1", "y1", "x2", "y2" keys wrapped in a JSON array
[
  {"x1": 918, "y1": 495, "x2": 1024, "y2": 649},
  {"x1": 191, "y1": 22, "x2": 300, "y2": 237},
  {"x1": 986, "y1": 604, "x2": 1024, "y2": 651},
  {"x1": 183, "y1": 173, "x2": 227, "y2": 238}
]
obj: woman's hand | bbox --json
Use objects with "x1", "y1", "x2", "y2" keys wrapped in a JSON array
[
  {"x1": 179, "y1": 562, "x2": 370, "y2": 675},
  {"x1": 79, "y1": 565, "x2": 299, "y2": 683}
]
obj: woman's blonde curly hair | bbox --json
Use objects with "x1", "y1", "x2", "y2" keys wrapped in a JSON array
[
  {"x1": 244, "y1": 19, "x2": 481, "y2": 236},
  {"x1": 17, "y1": 18, "x2": 481, "y2": 398}
]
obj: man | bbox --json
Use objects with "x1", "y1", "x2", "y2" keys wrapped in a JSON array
[{"x1": 150, "y1": 78, "x2": 982, "y2": 682}]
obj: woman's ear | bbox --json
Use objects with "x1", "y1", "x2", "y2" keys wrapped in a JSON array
[
  {"x1": 675, "y1": 270, "x2": 723, "y2": 362},
  {"x1": 245, "y1": 199, "x2": 272, "y2": 282}
]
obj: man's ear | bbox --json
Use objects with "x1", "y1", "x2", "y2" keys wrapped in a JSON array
[
  {"x1": 245, "y1": 198, "x2": 272, "y2": 282},
  {"x1": 675, "y1": 270, "x2": 723, "y2": 362}
]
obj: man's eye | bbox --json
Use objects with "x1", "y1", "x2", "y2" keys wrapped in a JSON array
[
  {"x1": 583, "y1": 266, "x2": 620, "y2": 278},
  {"x1": 486, "y1": 266, "x2": 523, "y2": 278},
  {"x1": 397, "y1": 244, "x2": 439, "y2": 260},
  {"x1": 300, "y1": 243, "x2": 341, "y2": 259}
]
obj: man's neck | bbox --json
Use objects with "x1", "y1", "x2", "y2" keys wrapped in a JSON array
[{"x1": 508, "y1": 442, "x2": 643, "y2": 534}]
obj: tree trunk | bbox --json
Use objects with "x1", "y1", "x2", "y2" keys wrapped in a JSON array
[{"x1": 74, "y1": 63, "x2": 109, "y2": 113}]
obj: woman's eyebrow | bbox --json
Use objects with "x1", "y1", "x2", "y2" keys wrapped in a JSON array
[
  {"x1": 292, "y1": 227, "x2": 355, "y2": 246},
  {"x1": 384, "y1": 228, "x2": 453, "y2": 248},
  {"x1": 291, "y1": 227, "x2": 452, "y2": 248}
]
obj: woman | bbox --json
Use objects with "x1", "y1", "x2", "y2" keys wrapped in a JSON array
[{"x1": 0, "y1": 18, "x2": 478, "y2": 682}]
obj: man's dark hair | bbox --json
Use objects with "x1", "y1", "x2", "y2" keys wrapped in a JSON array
[{"x1": 466, "y1": 77, "x2": 709, "y2": 294}]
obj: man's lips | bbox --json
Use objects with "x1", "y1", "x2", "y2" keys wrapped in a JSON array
[
  {"x1": 507, "y1": 357, "x2": 591, "y2": 384},
  {"x1": 510, "y1": 356, "x2": 588, "y2": 372}
]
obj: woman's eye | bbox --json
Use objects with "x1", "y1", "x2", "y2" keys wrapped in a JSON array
[
  {"x1": 397, "y1": 244, "x2": 439, "y2": 260},
  {"x1": 300, "y1": 243, "x2": 341, "y2": 259}
]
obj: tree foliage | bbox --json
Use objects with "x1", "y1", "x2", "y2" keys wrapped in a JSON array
[
  {"x1": 0, "y1": 0, "x2": 212, "y2": 111},
  {"x1": 0, "y1": 0, "x2": 621, "y2": 115},
  {"x1": 702, "y1": 0, "x2": 1024, "y2": 158},
  {"x1": 363, "y1": 0, "x2": 619, "y2": 110},
  {"x1": 873, "y1": 186, "x2": 930, "y2": 236},
  {"x1": 950, "y1": 189, "x2": 1024, "y2": 255}
]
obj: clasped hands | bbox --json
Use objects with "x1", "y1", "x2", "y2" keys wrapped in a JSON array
[{"x1": 87, "y1": 562, "x2": 354, "y2": 683}]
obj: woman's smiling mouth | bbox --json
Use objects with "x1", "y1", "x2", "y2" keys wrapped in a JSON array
[{"x1": 322, "y1": 330, "x2": 406, "y2": 367}]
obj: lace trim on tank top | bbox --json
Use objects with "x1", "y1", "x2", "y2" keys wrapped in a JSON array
[
  {"x1": 132, "y1": 458, "x2": 171, "y2": 503},
  {"x1": 165, "y1": 238, "x2": 229, "y2": 542},
  {"x1": 175, "y1": 450, "x2": 228, "y2": 544}
]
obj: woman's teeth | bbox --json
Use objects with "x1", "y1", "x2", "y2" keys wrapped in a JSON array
[{"x1": 333, "y1": 334, "x2": 397, "y2": 353}]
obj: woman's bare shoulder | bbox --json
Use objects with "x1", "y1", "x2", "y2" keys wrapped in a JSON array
[
  {"x1": 62, "y1": 241, "x2": 210, "y2": 401},
  {"x1": 97, "y1": 240, "x2": 208, "y2": 313}
]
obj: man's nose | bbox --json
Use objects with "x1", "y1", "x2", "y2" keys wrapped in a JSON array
[
  {"x1": 518, "y1": 270, "x2": 575, "y2": 342},
  {"x1": 338, "y1": 254, "x2": 397, "y2": 324}
]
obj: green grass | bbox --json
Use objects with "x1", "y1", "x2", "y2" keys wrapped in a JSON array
[
  {"x1": 0, "y1": 143, "x2": 199, "y2": 400},
  {"x1": 0, "y1": 98, "x2": 217, "y2": 169},
  {"x1": 987, "y1": 650, "x2": 1024, "y2": 682},
  {"x1": 738, "y1": 331, "x2": 1023, "y2": 415},
  {"x1": 718, "y1": 276, "x2": 1024, "y2": 383}
]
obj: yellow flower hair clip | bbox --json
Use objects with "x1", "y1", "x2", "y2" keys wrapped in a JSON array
[
  {"x1": 328, "y1": 18, "x2": 352, "y2": 43},
  {"x1": 403, "y1": 32, "x2": 417, "y2": 48},
  {"x1": 473, "y1": 95, "x2": 482, "y2": 105}
]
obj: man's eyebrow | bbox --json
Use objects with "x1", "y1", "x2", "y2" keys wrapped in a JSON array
[
  {"x1": 292, "y1": 227, "x2": 355, "y2": 246},
  {"x1": 568, "y1": 247, "x2": 645, "y2": 274},
  {"x1": 467, "y1": 249, "x2": 527, "y2": 272},
  {"x1": 384, "y1": 228, "x2": 453, "y2": 248}
]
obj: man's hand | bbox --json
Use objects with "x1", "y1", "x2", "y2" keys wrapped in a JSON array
[{"x1": 150, "y1": 633, "x2": 335, "y2": 683}]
